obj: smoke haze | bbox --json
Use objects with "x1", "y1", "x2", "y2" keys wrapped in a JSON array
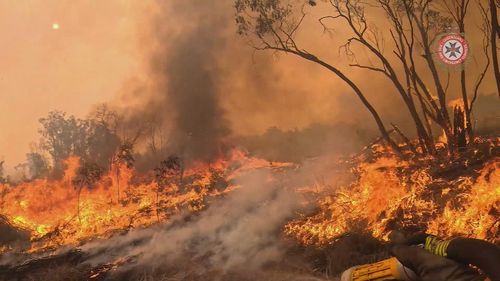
[
  {"x1": 121, "y1": 1, "x2": 232, "y2": 161},
  {"x1": 87, "y1": 0, "x2": 500, "y2": 161},
  {"x1": 110, "y1": 0, "x2": 394, "y2": 162},
  {"x1": 80, "y1": 170, "x2": 303, "y2": 276},
  {"x1": 1, "y1": 0, "x2": 498, "y2": 171}
]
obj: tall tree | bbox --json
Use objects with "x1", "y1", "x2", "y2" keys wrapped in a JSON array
[
  {"x1": 235, "y1": 0, "x2": 493, "y2": 156},
  {"x1": 38, "y1": 111, "x2": 121, "y2": 177},
  {"x1": 441, "y1": 0, "x2": 473, "y2": 139},
  {"x1": 489, "y1": 0, "x2": 500, "y2": 97},
  {"x1": 236, "y1": 0, "x2": 403, "y2": 156},
  {"x1": 26, "y1": 152, "x2": 50, "y2": 180},
  {"x1": 111, "y1": 142, "x2": 135, "y2": 202},
  {"x1": 0, "y1": 161, "x2": 6, "y2": 184},
  {"x1": 39, "y1": 111, "x2": 88, "y2": 173},
  {"x1": 72, "y1": 161, "x2": 104, "y2": 223}
]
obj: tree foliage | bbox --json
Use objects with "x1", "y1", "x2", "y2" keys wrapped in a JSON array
[
  {"x1": 155, "y1": 155, "x2": 184, "y2": 189},
  {"x1": 235, "y1": 0, "x2": 496, "y2": 156},
  {"x1": 113, "y1": 142, "x2": 135, "y2": 169},
  {"x1": 0, "y1": 161, "x2": 6, "y2": 184},
  {"x1": 72, "y1": 161, "x2": 104, "y2": 189},
  {"x1": 38, "y1": 110, "x2": 121, "y2": 177},
  {"x1": 26, "y1": 152, "x2": 50, "y2": 180}
]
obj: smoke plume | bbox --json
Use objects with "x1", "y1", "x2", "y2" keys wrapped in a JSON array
[
  {"x1": 117, "y1": 1, "x2": 237, "y2": 162},
  {"x1": 150, "y1": 1, "x2": 231, "y2": 161},
  {"x1": 81, "y1": 170, "x2": 302, "y2": 274},
  {"x1": 116, "y1": 0, "x2": 378, "y2": 164}
]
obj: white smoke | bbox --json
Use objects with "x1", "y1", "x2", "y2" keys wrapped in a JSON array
[{"x1": 81, "y1": 170, "x2": 302, "y2": 273}]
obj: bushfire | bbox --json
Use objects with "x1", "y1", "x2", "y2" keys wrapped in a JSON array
[
  {"x1": 0, "y1": 149, "x2": 293, "y2": 253},
  {"x1": 0, "y1": 141, "x2": 498, "y2": 256},
  {"x1": 284, "y1": 147, "x2": 499, "y2": 246}
]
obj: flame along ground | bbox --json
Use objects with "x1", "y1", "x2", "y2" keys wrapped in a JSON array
[
  {"x1": 0, "y1": 149, "x2": 293, "y2": 252},
  {"x1": 0, "y1": 145, "x2": 498, "y2": 254},
  {"x1": 285, "y1": 145, "x2": 499, "y2": 246}
]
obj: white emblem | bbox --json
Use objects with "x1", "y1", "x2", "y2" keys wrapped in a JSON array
[{"x1": 437, "y1": 34, "x2": 469, "y2": 65}]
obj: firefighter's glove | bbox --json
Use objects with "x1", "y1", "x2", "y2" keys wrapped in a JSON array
[{"x1": 389, "y1": 231, "x2": 484, "y2": 281}]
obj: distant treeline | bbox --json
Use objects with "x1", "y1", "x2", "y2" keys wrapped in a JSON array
[
  {"x1": 238, "y1": 123, "x2": 375, "y2": 163},
  {"x1": 0, "y1": 94, "x2": 497, "y2": 183}
]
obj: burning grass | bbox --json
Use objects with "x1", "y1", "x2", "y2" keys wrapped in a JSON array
[
  {"x1": 0, "y1": 138, "x2": 498, "y2": 280},
  {"x1": 285, "y1": 138, "x2": 500, "y2": 246},
  {"x1": 0, "y1": 150, "x2": 294, "y2": 253}
]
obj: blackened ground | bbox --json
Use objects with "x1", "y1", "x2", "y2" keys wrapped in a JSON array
[{"x1": 0, "y1": 233, "x2": 387, "y2": 281}]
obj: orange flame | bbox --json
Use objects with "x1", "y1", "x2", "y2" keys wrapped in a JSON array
[
  {"x1": 0, "y1": 149, "x2": 293, "y2": 252},
  {"x1": 285, "y1": 154, "x2": 499, "y2": 246},
  {"x1": 1, "y1": 144, "x2": 497, "y2": 253}
]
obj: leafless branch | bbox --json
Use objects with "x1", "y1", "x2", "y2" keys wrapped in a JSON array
[
  {"x1": 471, "y1": 1, "x2": 492, "y2": 112},
  {"x1": 349, "y1": 63, "x2": 389, "y2": 75}
]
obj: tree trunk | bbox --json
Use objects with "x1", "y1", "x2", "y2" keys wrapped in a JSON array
[
  {"x1": 298, "y1": 53, "x2": 403, "y2": 157},
  {"x1": 116, "y1": 169, "x2": 120, "y2": 203},
  {"x1": 179, "y1": 162, "x2": 185, "y2": 189},
  {"x1": 411, "y1": 13, "x2": 455, "y2": 152},
  {"x1": 354, "y1": 33, "x2": 434, "y2": 155},
  {"x1": 460, "y1": 69, "x2": 473, "y2": 140},
  {"x1": 77, "y1": 186, "x2": 82, "y2": 224},
  {"x1": 405, "y1": 94, "x2": 434, "y2": 154},
  {"x1": 156, "y1": 186, "x2": 160, "y2": 223},
  {"x1": 457, "y1": 19, "x2": 473, "y2": 141},
  {"x1": 392, "y1": 123, "x2": 417, "y2": 154},
  {"x1": 453, "y1": 106, "x2": 467, "y2": 152},
  {"x1": 490, "y1": 0, "x2": 500, "y2": 97}
]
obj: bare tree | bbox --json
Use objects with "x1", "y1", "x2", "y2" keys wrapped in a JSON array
[
  {"x1": 154, "y1": 156, "x2": 184, "y2": 222},
  {"x1": 489, "y1": 0, "x2": 500, "y2": 97},
  {"x1": 440, "y1": 0, "x2": 473, "y2": 139},
  {"x1": 236, "y1": 0, "x2": 402, "y2": 155},
  {"x1": 145, "y1": 117, "x2": 169, "y2": 155},
  {"x1": 72, "y1": 162, "x2": 103, "y2": 223},
  {"x1": 472, "y1": 0, "x2": 493, "y2": 117},
  {"x1": 235, "y1": 0, "x2": 493, "y2": 156},
  {"x1": 111, "y1": 142, "x2": 135, "y2": 202}
]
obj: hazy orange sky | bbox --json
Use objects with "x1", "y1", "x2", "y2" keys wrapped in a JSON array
[
  {"x1": 0, "y1": 1, "x2": 154, "y2": 171},
  {"x1": 0, "y1": 0, "x2": 353, "y2": 172},
  {"x1": 1, "y1": 1, "x2": 496, "y2": 173}
]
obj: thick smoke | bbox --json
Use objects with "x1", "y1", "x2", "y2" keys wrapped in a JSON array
[
  {"x1": 118, "y1": 1, "x2": 236, "y2": 162},
  {"x1": 81, "y1": 170, "x2": 302, "y2": 274},
  {"x1": 114, "y1": 0, "x2": 499, "y2": 168},
  {"x1": 149, "y1": 2, "x2": 230, "y2": 161},
  {"x1": 161, "y1": 27, "x2": 229, "y2": 160},
  {"x1": 117, "y1": 0, "x2": 377, "y2": 165}
]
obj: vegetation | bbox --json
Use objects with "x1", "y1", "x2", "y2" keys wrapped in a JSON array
[
  {"x1": 0, "y1": 161, "x2": 6, "y2": 184},
  {"x1": 235, "y1": 0, "x2": 497, "y2": 156},
  {"x1": 38, "y1": 110, "x2": 121, "y2": 177}
]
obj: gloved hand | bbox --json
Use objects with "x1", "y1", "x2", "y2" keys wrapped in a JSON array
[{"x1": 389, "y1": 231, "x2": 485, "y2": 281}]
